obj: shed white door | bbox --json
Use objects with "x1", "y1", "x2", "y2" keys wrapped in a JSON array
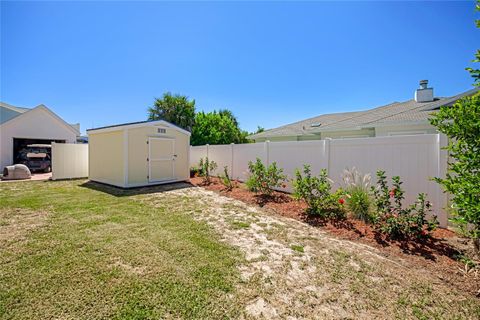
[{"x1": 148, "y1": 137, "x2": 175, "y2": 182}]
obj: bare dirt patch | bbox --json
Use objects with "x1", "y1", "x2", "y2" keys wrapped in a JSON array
[
  {"x1": 191, "y1": 177, "x2": 479, "y2": 298},
  {"x1": 141, "y1": 185, "x2": 480, "y2": 319},
  {"x1": 0, "y1": 208, "x2": 49, "y2": 246}
]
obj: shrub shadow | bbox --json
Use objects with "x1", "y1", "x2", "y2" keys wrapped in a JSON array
[
  {"x1": 253, "y1": 193, "x2": 291, "y2": 207},
  {"x1": 393, "y1": 237, "x2": 461, "y2": 261},
  {"x1": 302, "y1": 211, "x2": 460, "y2": 261},
  {"x1": 80, "y1": 180, "x2": 195, "y2": 197}
]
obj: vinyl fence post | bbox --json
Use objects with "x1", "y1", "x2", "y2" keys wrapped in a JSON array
[
  {"x1": 265, "y1": 140, "x2": 270, "y2": 166},
  {"x1": 230, "y1": 143, "x2": 234, "y2": 177},
  {"x1": 51, "y1": 142, "x2": 56, "y2": 180},
  {"x1": 325, "y1": 138, "x2": 332, "y2": 174},
  {"x1": 437, "y1": 133, "x2": 449, "y2": 227}
]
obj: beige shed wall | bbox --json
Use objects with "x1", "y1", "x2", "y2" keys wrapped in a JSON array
[
  {"x1": 127, "y1": 127, "x2": 149, "y2": 185},
  {"x1": 127, "y1": 125, "x2": 190, "y2": 186},
  {"x1": 88, "y1": 130, "x2": 125, "y2": 187}
]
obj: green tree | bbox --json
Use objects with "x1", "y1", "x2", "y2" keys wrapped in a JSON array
[
  {"x1": 148, "y1": 93, "x2": 196, "y2": 131},
  {"x1": 429, "y1": 1, "x2": 480, "y2": 255},
  {"x1": 466, "y1": 1, "x2": 480, "y2": 86},
  {"x1": 254, "y1": 126, "x2": 265, "y2": 134},
  {"x1": 430, "y1": 94, "x2": 480, "y2": 255},
  {"x1": 191, "y1": 111, "x2": 248, "y2": 146},
  {"x1": 218, "y1": 109, "x2": 239, "y2": 127}
]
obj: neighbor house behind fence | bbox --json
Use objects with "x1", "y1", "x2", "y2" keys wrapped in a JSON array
[{"x1": 190, "y1": 134, "x2": 449, "y2": 227}]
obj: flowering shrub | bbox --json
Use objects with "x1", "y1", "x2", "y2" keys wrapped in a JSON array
[
  {"x1": 341, "y1": 167, "x2": 373, "y2": 222},
  {"x1": 372, "y1": 170, "x2": 438, "y2": 239},
  {"x1": 198, "y1": 157, "x2": 218, "y2": 184},
  {"x1": 246, "y1": 158, "x2": 287, "y2": 195},
  {"x1": 293, "y1": 165, "x2": 345, "y2": 219}
]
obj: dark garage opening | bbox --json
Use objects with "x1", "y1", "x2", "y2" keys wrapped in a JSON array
[{"x1": 12, "y1": 138, "x2": 65, "y2": 165}]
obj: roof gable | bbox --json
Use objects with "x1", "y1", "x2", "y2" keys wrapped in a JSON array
[{"x1": 0, "y1": 104, "x2": 80, "y2": 136}]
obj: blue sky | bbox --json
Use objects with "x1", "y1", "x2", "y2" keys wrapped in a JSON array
[{"x1": 1, "y1": 1, "x2": 478, "y2": 134}]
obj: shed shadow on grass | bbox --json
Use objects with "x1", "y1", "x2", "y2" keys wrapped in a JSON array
[{"x1": 80, "y1": 180, "x2": 195, "y2": 197}]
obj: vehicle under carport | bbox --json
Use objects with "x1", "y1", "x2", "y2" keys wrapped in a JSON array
[{"x1": 13, "y1": 138, "x2": 64, "y2": 172}]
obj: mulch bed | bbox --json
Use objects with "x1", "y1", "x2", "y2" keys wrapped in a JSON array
[{"x1": 190, "y1": 177, "x2": 480, "y2": 297}]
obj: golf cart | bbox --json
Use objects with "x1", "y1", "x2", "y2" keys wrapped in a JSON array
[{"x1": 16, "y1": 144, "x2": 52, "y2": 173}]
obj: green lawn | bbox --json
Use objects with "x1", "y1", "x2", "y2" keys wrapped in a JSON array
[
  {"x1": 2, "y1": 180, "x2": 479, "y2": 319},
  {"x1": 0, "y1": 180, "x2": 241, "y2": 319}
]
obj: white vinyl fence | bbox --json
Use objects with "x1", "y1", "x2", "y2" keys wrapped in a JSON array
[
  {"x1": 51, "y1": 143, "x2": 89, "y2": 180},
  {"x1": 190, "y1": 134, "x2": 449, "y2": 226}
]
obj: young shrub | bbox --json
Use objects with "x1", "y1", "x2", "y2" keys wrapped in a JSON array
[
  {"x1": 190, "y1": 166, "x2": 200, "y2": 178},
  {"x1": 371, "y1": 170, "x2": 391, "y2": 216},
  {"x1": 293, "y1": 165, "x2": 345, "y2": 219},
  {"x1": 220, "y1": 166, "x2": 236, "y2": 191},
  {"x1": 246, "y1": 158, "x2": 287, "y2": 196},
  {"x1": 346, "y1": 188, "x2": 372, "y2": 223},
  {"x1": 198, "y1": 157, "x2": 218, "y2": 184},
  {"x1": 341, "y1": 167, "x2": 373, "y2": 222},
  {"x1": 372, "y1": 170, "x2": 439, "y2": 239}
]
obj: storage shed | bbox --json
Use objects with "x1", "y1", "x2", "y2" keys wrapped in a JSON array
[{"x1": 87, "y1": 120, "x2": 190, "y2": 188}]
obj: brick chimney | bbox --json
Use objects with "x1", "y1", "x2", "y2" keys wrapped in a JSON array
[{"x1": 414, "y1": 80, "x2": 434, "y2": 102}]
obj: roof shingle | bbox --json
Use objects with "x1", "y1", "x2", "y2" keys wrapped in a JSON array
[{"x1": 248, "y1": 87, "x2": 479, "y2": 139}]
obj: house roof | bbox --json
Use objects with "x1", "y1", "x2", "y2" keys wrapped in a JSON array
[
  {"x1": 0, "y1": 102, "x2": 80, "y2": 136},
  {"x1": 0, "y1": 102, "x2": 30, "y2": 124},
  {"x1": 248, "y1": 87, "x2": 479, "y2": 139},
  {"x1": 0, "y1": 101, "x2": 30, "y2": 114}
]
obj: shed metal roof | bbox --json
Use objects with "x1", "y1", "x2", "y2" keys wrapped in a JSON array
[{"x1": 87, "y1": 119, "x2": 191, "y2": 136}]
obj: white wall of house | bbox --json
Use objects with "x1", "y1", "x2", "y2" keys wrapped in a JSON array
[
  {"x1": 253, "y1": 134, "x2": 322, "y2": 143},
  {"x1": 374, "y1": 123, "x2": 438, "y2": 137},
  {"x1": 252, "y1": 124, "x2": 438, "y2": 142},
  {"x1": 0, "y1": 107, "x2": 77, "y2": 168},
  {"x1": 320, "y1": 128, "x2": 375, "y2": 139}
]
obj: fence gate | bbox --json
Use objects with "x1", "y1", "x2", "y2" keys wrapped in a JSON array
[{"x1": 51, "y1": 143, "x2": 88, "y2": 180}]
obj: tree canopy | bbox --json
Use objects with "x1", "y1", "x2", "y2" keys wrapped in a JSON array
[
  {"x1": 429, "y1": 0, "x2": 480, "y2": 255},
  {"x1": 191, "y1": 111, "x2": 249, "y2": 146},
  {"x1": 147, "y1": 93, "x2": 263, "y2": 145},
  {"x1": 466, "y1": 1, "x2": 480, "y2": 86},
  {"x1": 148, "y1": 93, "x2": 196, "y2": 131}
]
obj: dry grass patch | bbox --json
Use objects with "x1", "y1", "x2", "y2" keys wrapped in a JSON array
[
  {"x1": 143, "y1": 187, "x2": 480, "y2": 319},
  {"x1": 0, "y1": 208, "x2": 49, "y2": 245}
]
